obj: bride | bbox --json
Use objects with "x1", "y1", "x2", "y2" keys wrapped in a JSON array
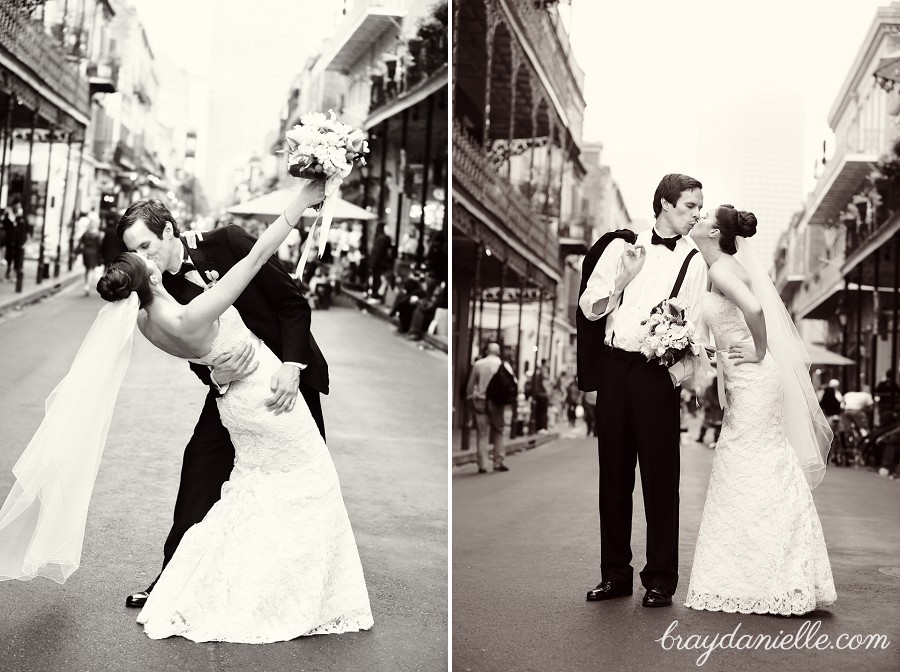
[
  {"x1": 685, "y1": 204, "x2": 836, "y2": 615},
  {"x1": 0, "y1": 177, "x2": 374, "y2": 643}
]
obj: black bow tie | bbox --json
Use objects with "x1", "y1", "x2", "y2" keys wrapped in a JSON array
[
  {"x1": 176, "y1": 253, "x2": 196, "y2": 276},
  {"x1": 651, "y1": 230, "x2": 680, "y2": 251}
]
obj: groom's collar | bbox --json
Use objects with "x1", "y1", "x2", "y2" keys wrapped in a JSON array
[
  {"x1": 178, "y1": 239, "x2": 193, "y2": 267},
  {"x1": 651, "y1": 225, "x2": 681, "y2": 241}
]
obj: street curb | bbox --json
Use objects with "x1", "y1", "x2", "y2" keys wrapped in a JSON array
[
  {"x1": 0, "y1": 272, "x2": 82, "y2": 317},
  {"x1": 336, "y1": 286, "x2": 448, "y2": 353},
  {"x1": 452, "y1": 431, "x2": 560, "y2": 466}
]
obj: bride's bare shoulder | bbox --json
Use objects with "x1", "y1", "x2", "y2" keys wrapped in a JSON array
[{"x1": 709, "y1": 257, "x2": 751, "y2": 289}]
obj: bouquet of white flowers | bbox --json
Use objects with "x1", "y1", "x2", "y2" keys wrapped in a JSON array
[
  {"x1": 279, "y1": 110, "x2": 370, "y2": 277},
  {"x1": 638, "y1": 297, "x2": 698, "y2": 367}
]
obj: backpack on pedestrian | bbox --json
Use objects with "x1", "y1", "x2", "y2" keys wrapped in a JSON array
[{"x1": 486, "y1": 362, "x2": 518, "y2": 406}]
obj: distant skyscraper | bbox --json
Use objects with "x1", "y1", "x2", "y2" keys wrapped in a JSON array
[{"x1": 697, "y1": 89, "x2": 806, "y2": 273}]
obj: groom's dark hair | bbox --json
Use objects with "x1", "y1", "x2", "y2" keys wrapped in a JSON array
[
  {"x1": 652, "y1": 174, "x2": 702, "y2": 218},
  {"x1": 116, "y1": 198, "x2": 180, "y2": 240}
]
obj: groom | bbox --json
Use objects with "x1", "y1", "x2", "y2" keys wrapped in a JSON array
[
  {"x1": 117, "y1": 199, "x2": 329, "y2": 608},
  {"x1": 578, "y1": 174, "x2": 707, "y2": 607}
]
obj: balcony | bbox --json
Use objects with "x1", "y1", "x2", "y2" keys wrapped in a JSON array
[
  {"x1": 507, "y1": 0, "x2": 585, "y2": 143},
  {"x1": 558, "y1": 221, "x2": 590, "y2": 256},
  {"x1": 367, "y1": 4, "x2": 447, "y2": 126},
  {"x1": 805, "y1": 129, "x2": 881, "y2": 230},
  {"x1": 320, "y1": 0, "x2": 406, "y2": 75},
  {"x1": 0, "y1": 0, "x2": 90, "y2": 121},
  {"x1": 453, "y1": 120, "x2": 558, "y2": 266},
  {"x1": 114, "y1": 141, "x2": 136, "y2": 170},
  {"x1": 86, "y1": 60, "x2": 118, "y2": 96}
]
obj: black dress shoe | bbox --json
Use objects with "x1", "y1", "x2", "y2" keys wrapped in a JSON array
[
  {"x1": 494, "y1": 464, "x2": 509, "y2": 472},
  {"x1": 642, "y1": 586, "x2": 673, "y2": 607},
  {"x1": 125, "y1": 590, "x2": 151, "y2": 608},
  {"x1": 586, "y1": 579, "x2": 633, "y2": 601}
]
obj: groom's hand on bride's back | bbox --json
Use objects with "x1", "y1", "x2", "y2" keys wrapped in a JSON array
[
  {"x1": 210, "y1": 341, "x2": 259, "y2": 386},
  {"x1": 266, "y1": 364, "x2": 301, "y2": 415}
]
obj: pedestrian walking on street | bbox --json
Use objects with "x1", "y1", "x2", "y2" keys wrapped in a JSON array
[
  {"x1": 466, "y1": 342, "x2": 515, "y2": 473},
  {"x1": 367, "y1": 222, "x2": 391, "y2": 301},
  {"x1": 0, "y1": 177, "x2": 374, "y2": 643},
  {"x1": 100, "y1": 217, "x2": 127, "y2": 269},
  {"x1": 531, "y1": 364, "x2": 550, "y2": 434},
  {"x1": 75, "y1": 217, "x2": 103, "y2": 295},
  {"x1": 582, "y1": 389, "x2": 597, "y2": 436},
  {"x1": 565, "y1": 378, "x2": 582, "y2": 427},
  {"x1": 696, "y1": 379, "x2": 722, "y2": 447},
  {"x1": 684, "y1": 203, "x2": 835, "y2": 615},
  {"x1": 1, "y1": 207, "x2": 14, "y2": 281},
  {"x1": 578, "y1": 174, "x2": 708, "y2": 608},
  {"x1": 875, "y1": 368, "x2": 899, "y2": 428}
]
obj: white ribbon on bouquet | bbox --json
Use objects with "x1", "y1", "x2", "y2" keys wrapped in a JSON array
[{"x1": 295, "y1": 173, "x2": 343, "y2": 279}]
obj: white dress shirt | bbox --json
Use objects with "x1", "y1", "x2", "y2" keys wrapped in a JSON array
[{"x1": 578, "y1": 228, "x2": 709, "y2": 384}]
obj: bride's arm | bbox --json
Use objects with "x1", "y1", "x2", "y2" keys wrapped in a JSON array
[
  {"x1": 179, "y1": 179, "x2": 325, "y2": 334},
  {"x1": 710, "y1": 264, "x2": 767, "y2": 361}
]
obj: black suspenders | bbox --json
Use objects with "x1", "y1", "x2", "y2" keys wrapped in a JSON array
[
  {"x1": 612, "y1": 248, "x2": 698, "y2": 346},
  {"x1": 670, "y1": 249, "x2": 699, "y2": 299}
]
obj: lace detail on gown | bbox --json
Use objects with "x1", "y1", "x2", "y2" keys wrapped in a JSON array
[
  {"x1": 684, "y1": 293, "x2": 836, "y2": 615},
  {"x1": 135, "y1": 307, "x2": 373, "y2": 643}
]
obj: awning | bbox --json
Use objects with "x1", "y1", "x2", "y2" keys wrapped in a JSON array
[
  {"x1": 874, "y1": 55, "x2": 900, "y2": 89},
  {"x1": 807, "y1": 153, "x2": 878, "y2": 228},
  {"x1": 559, "y1": 236, "x2": 589, "y2": 256},
  {"x1": 225, "y1": 187, "x2": 376, "y2": 220},
  {"x1": 365, "y1": 67, "x2": 448, "y2": 130},
  {"x1": 804, "y1": 343, "x2": 855, "y2": 367}
]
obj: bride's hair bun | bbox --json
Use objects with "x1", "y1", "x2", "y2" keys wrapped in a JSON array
[
  {"x1": 97, "y1": 252, "x2": 154, "y2": 307},
  {"x1": 97, "y1": 266, "x2": 134, "y2": 302},
  {"x1": 715, "y1": 204, "x2": 758, "y2": 255},
  {"x1": 736, "y1": 210, "x2": 758, "y2": 238}
]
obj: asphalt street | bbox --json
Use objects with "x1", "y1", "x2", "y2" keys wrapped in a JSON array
[
  {"x1": 453, "y1": 420, "x2": 900, "y2": 672},
  {"x1": 0, "y1": 286, "x2": 448, "y2": 672}
]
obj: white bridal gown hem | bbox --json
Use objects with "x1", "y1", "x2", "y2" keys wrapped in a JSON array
[{"x1": 684, "y1": 293, "x2": 836, "y2": 616}]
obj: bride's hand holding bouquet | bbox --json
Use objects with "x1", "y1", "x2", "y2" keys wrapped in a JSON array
[{"x1": 279, "y1": 111, "x2": 370, "y2": 277}]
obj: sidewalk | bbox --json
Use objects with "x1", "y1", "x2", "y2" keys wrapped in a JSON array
[
  {"x1": 452, "y1": 412, "x2": 712, "y2": 468},
  {"x1": 0, "y1": 258, "x2": 84, "y2": 316},
  {"x1": 452, "y1": 428, "x2": 560, "y2": 466},
  {"x1": 336, "y1": 285, "x2": 448, "y2": 353}
]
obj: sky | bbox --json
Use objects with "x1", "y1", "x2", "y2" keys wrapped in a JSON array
[
  {"x1": 564, "y1": 0, "x2": 893, "y2": 224},
  {"x1": 127, "y1": 0, "x2": 338, "y2": 204}
]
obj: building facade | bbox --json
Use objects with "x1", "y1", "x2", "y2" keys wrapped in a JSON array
[
  {"x1": 452, "y1": 0, "x2": 587, "y2": 438},
  {"x1": 257, "y1": 0, "x2": 448, "y2": 290},
  {"x1": 777, "y1": 1, "x2": 900, "y2": 407},
  {"x1": 0, "y1": 0, "x2": 112, "y2": 288}
]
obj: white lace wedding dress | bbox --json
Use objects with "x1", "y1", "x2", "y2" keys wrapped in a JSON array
[
  {"x1": 684, "y1": 292, "x2": 836, "y2": 615},
  {"x1": 136, "y1": 306, "x2": 373, "y2": 643}
]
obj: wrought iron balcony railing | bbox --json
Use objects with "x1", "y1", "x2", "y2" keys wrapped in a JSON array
[
  {"x1": 453, "y1": 120, "x2": 558, "y2": 264},
  {"x1": 0, "y1": 0, "x2": 90, "y2": 118},
  {"x1": 511, "y1": 0, "x2": 584, "y2": 141}
]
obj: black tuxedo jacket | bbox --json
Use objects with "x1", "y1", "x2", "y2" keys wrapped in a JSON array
[
  {"x1": 576, "y1": 228, "x2": 637, "y2": 392},
  {"x1": 162, "y1": 225, "x2": 329, "y2": 395}
]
